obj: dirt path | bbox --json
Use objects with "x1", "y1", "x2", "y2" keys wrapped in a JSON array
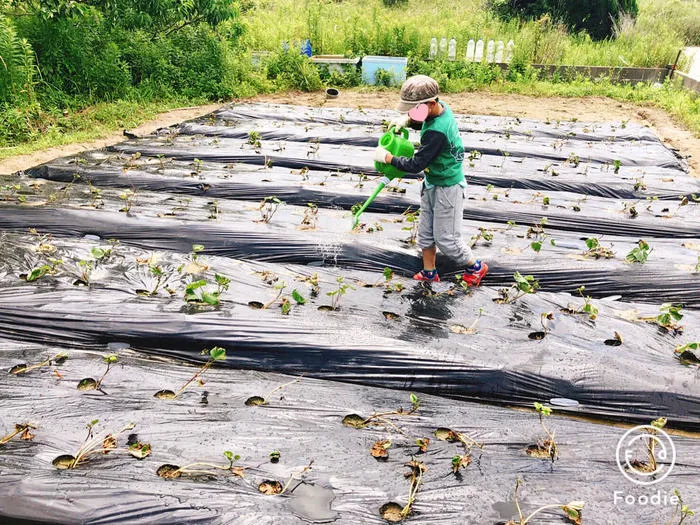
[
  {"x1": 0, "y1": 103, "x2": 224, "y2": 176},
  {"x1": 252, "y1": 90, "x2": 700, "y2": 176},
  {"x1": 2, "y1": 92, "x2": 697, "y2": 176}
]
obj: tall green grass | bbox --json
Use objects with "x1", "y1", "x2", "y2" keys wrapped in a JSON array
[{"x1": 243, "y1": 0, "x2": 688, "y2": 68}]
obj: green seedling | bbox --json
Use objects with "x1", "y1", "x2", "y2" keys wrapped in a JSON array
[
  {"x1": 494, "y1": 272, "x2": 540, "y2": 304},
  {"x1": 506, "y1": 479, "x2": 584, "y2": 525},
  {"x1": 526, "y1": 218, "x2": 551, "y2": 253},
  {"x1": 140, "y1": 264, "x2": 167, "y2": 296},
  {"x1": 192, "y1": 158, "x2": 203, "y2": 176},
  {"x1": 567, "y1": 153, "x2": 580, "y2": 168},
  {"x1": 208, "y1": 200, "x2": 220, "y2": 219},
  {"x1": 0, "y1": 423, "x2": 37, "y2": 446},
  {"x1": 300, "y1": 202, "x2": 319, "y2": 230},
  {"x1": 626, "y1": 239, "x2": 652, "y2": 264},
  {"x1": 87, "y1": 180, "x2": 103, "y2": 207},
  {"x1": 400, "y1": 207, "x2": 420, "y2": 245},
  {"x1": 262, "y1": 280, "x2": 287, "y2": 310},
  {"x1": 119, "y1": 189, "x2": 136, "y2": 213},
  {"x1": 21, "y1": 262, "x2": 59, "y2": 282},
  {"x1": 244, "y1": 375, "x2": 303, "y2": 406},
  {"x1": 613, "y1": 159, "x2": 622, "y2": 173},
  {"x1": 528, "y1": 312, "x2": 554, "y2": 340},
  {"x1": 324, "y1": 276, "x2": 355, "y2": 311},
  {"x1": 640, "y1": 304, "x2": 684, "y2": 332},
  {"x1": 450, "y1": 308, "x2": 484, "y2": 334},
  {"x1": 77, "y1": 353, "x2": 119, "y2": 393},
  {"x1": 575, "y1": 286, "x2": 598, "y2": 320},
  {"x1": 674, "y1": 342, "x2": 699, "y2": 365},
  {"x1": 527, "y1": 402, "x2": 558, "y2": 461},
  {"x1": 379, "y1": 459, "x2": 426, "y2": 522},
  {"x1": 269, "y1": 451, "x2": 281, "y2": 463},
  {"x1": 258, "y1": 460, "x2": 314, "y2": 496},
  {"x1": 626, "y1": 418, "x2": 668, "y2": 475},
  {"x1": 52, "y1": 421, "x2": 149, "y2": 469},
  {"x1": 9, "y1": 351, "x2": 68, "y2": 375},
  {"x1": 257, "y1": 196, "x2": 284, "y2": 223},
  {"x1": 154, "y1": 347, "x2": 226, "y2": 399},
  {"x1": 434, "y1": 427, "x2": 484, "y2": 474},
  {"x1": 247, "y1": 131, "x2": 262, "y2": 149},
  {"x1": 670, "y1": 490, "x2": 695, "y2": 525},
  {"x1": 157, "y1": 450, "x2": 245, "y2": 479},
  {"x1": 343, "y1": 393, "x2": 421, "y2": 432},
  {"x1": 184, "y1": 273, "x2": 230, "y2": 306},
  {"x1": 582, "y1": 237, "x2": 615, "y2": 259},
  {"x1": 470, "y1": 227, "x2": 494, "y2": 248}
]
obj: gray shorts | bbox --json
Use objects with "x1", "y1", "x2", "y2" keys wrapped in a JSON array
[{"x1": 417, "y1": 183, "x2": 474, "y2": 266}]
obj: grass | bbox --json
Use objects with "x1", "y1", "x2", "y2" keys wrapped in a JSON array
[
  {"x1": 243, "y1": 0, "x2": 691, "y2": 69},
  {"x1": 0, "y1": 98, "x2": 201, "y2": 161}
]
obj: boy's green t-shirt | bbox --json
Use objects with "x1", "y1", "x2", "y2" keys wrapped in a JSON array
[{"x1": 421, "y1": 103, "x2": 465, "y2": 187}]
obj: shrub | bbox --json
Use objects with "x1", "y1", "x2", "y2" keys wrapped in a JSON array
[
  {"x1": 491, "y1": 0, "x2": 639, "y2": 40},
  {"x1": 265, "y1": 49, "x2": 322, "y2": 92},
  {"x1": 0, "y1": 14, "x2": 37, "y2": 105}
]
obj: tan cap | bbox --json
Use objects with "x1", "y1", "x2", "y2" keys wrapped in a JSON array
[{"x1": 396, "y1": 75, "x2": 439, "y2": 113}]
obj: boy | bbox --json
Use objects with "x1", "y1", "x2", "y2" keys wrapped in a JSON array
[{"x1": 374, "y1": 75, "x2": 488, "y2": 285}]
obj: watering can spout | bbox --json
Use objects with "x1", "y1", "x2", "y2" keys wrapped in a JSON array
[{"x1": 352, "y1": 126, "x2": 415, "y2": 229}]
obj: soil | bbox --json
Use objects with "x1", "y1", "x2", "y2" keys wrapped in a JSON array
[
  {"x1": 2, "y1": 91, "x2": 697, "y2": 176},
  {"x1": 251, "y1": 90, "x2": 700, "y2": 177}
]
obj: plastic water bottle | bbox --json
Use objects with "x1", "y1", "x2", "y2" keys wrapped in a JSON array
[
  {"x1": 300, "y1": 39, "x2": 312, "y2": 57},
  {"x1": 466, "y1": 39, "x2": 475, "y2": 62},
  {"x1": 429, "y1": 37, "x2": 438, "y2": 60},
  {"x1": 505, "y1": 40, "x2": 515, "y2": 63},
  {"x1": 448, "y1": 38, "x2": 457, "y2": 61},
  {"x1": 439, "y1": 37, "x2": 447, "y2": 57}
]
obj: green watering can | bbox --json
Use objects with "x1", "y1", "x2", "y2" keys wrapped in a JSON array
[{"x1": 352, "y1": 126, "x2": 415, "y2": 228}]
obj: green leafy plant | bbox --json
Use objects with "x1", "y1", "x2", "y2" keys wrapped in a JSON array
[
  {"x1": 52, "y1": 421, "x2": 150, "y2": 469},
  {"x1": 400, "y1": 207, "x2": 420, "y2": 245},
  {"x1": 470, "y1": 227, "x2": 494, "y2": 248},
  {"x1": 575, "y1": 286, "x2": 598, "y2": 320},
  {"x1": 325, "y1": 276, "x2": 355, "y2": 310},
  {"x1": 671, "y1": 490, "x2": 695, "y2": 525},
  {"x1": 674, "y1": 342, "x2": 699, "y2": 365},
  {"x1": 495, "y1": 272, "x2": 540, "y2": 304},
  {"x1": 257, "y1": 196, "x2": 284, "y2": 223},
  {"x1": 505, "y1": 479, "x2": 584, "y2": 525},
  {"x1": 433, "y1": 427, "x2": 483, "y2": 474},
  {"x1": 247, "y1": 131, "x2": 262, "y2": 149},
  {"x1": 157, "y1": 450, "x2": 245, "y2": 479},
  {"x1": 77, "y1": 353, "x2": 119, "y2": 393},
  {"x1": 343, "y1": 393, "x2": 421, "y2": 430},
  {"x1": 0, "y1": 423, "x2": 37, "y2": 446},
  {"x1": 154, "y1": 347, "x2": 227, "y2": 399},
  {"x1": 118, "y1": 189, "x2": 136, "y2": 213},
  {"x1": 626, "y1": 418, "x2": 668, "y2": 475},
  {"x1": 582, "y1": 237, "x2": 614, "y2": 259},
  {"x1": 639, "y1": 303, "x2": 684, "y2": 331},
  {"x1": 9, "y1": 351, "x2": 68, "y2": 375},
  {"x1": 300, "y1": 202, "x2": 319, "y2": 229},
  {"x1": 184, "y1": 273, "x2": 229, "y2": 306},
  {"x1": 527, "y1": 402, "x2": 558, "y2": 461},
  {"x1": 378, "y1": 459, "x2": 425, "y2": 522},
  {"x1": 613, "y1": 159, "x2": 622, "y2": 173},
  {"x1": 244, "y1": 375, "x2": 304, "y2": 406},
  {"x1": 626, "y1": 239, "x2": 652, "y2": 263}
]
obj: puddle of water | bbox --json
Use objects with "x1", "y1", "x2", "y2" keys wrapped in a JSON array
[{"x1": 288, "y1": 481, "x2": 337, "y2": 523}]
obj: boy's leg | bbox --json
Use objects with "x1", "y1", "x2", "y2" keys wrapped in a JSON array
[
  {"x1": 414, "y1": 184, "x2": 439, "y2": 281},
  {"x1": 433, "y1": 185, "x2": 474, "y2": 266},
  {"x1": 433, "y1": 185, "x2": 488, "y2": 285}
]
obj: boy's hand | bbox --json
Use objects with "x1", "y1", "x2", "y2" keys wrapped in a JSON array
[
  {"x1": 388, "y1": 115, "x2": 411, "y2": 131},
  {"x1": 373, "y1": 146, "x2": 392, "y2": 164}
]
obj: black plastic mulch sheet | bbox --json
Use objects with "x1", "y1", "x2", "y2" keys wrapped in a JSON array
[
  {"x1": 1, "y1": 340, "x2": 699, "y2": 524},
  {"x1": 0, "y1": 102, "x2": 699, "y2": 522}
]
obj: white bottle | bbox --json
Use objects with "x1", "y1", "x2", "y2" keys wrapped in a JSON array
[
  {"x1": 505, "y1": 40, "x2": 515, "y2": 63},
  {"x1": 474, "y1": 39, "x2": 484, "y2": 62},
  {"x1": 439, "y1": 37, "x2": 447, "y2": 57},
  {"x1": 466, "y1": 39, "x2": 475, "y2": 62},
  {"x1": 429, "y1": 37, "x2": 438, "y2": 60},
  {"x1": 486, "y1": 40, "x2": 495, "y2": 63},
  {"x1": 495, "y1": 40, "x2": 505, "y2": 63},
  {"x1": 448, "y1": 38, "x2": 457, "y2": 61}
]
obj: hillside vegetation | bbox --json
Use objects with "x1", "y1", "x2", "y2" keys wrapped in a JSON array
[{"x1": 1, "y1": 0, "x2": 698, "y2": 155}]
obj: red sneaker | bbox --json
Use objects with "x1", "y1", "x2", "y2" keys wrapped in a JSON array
[
  {"x1": 413, "y1": 270, "x2": 440, "y2": 282},
  {"x1": 461, "y1": 261, "x2": 488, "y2": 287}
]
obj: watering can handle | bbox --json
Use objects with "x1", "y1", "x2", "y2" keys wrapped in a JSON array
[{"x1": 388, "y1": 125, "x2": 409, "y2": 140}]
